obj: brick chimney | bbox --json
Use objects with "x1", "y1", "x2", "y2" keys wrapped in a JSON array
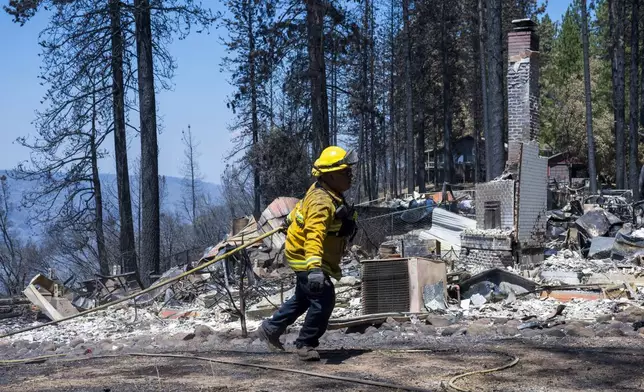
[{"x1": 507, "y1": 19, "x2": 540, "y2": 166}]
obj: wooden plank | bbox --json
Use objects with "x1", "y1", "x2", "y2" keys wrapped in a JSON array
[{"x1": 23, "y1": 285, "x2": 64, "y2": 321}]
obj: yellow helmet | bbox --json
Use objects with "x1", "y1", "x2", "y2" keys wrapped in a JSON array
[{"x1": 311, "y1": 146, "x2": 358, "y2": 177}]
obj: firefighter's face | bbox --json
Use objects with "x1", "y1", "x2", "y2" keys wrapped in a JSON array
[{"x1": 324, "y1": 168, "x2": 352, "y2": 193}]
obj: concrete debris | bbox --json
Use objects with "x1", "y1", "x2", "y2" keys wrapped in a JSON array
[
  {"x1": 470, "y1": 294, "x2": 487, "y2": 307},
  {"x1": 588, "y1": 237, "x2": 616, "y2": 259}
]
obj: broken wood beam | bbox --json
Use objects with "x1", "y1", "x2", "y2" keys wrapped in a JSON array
[{"x1": 0, "y1": 298, "x2": 30, "y2": 306}]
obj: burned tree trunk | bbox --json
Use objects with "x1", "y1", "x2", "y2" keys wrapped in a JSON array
[
  {"x1": 442, "y1": 2, "x2": 454, "y2": 185},
  {"x1": 368, "y1": 0, "x2": 377, "y2": 199},
  {"x1": 110, "y1": 0, "x2": 138, "y2": 276},
  {"x1": 90, "y1": 91, "x2": 108, "y2": 276},
  {"x1": 135, "y1": 0, "x2": 160, "y2": 284},
  {"x1": 581, "y1": 0, "x2": 598, "y2": 193},
  {"x1": 389, "y1": 0, "x2": 397, "y2": 196},
  {"x1": 306, "y1": 0, "x2": 330, "y2": 157},
  {"x1": 609, "y1": 0, "x2": 626, "y2": 188},
  {"x1": 629, "y1": 0, "x2": 639, "y2": 198},
  {"x1": 248, "y1": 0, "x2": 261, "y2": 219},
  {"x1": 403, "y1": 0, "x2": 414, "y2": 194}
]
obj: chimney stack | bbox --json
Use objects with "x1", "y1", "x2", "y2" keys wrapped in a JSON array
[{"x1": 507, "y1": 19, "x2": 540, "y2": 167}]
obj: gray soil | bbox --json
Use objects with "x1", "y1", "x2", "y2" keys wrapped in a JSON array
[{"x1": 2, "y1": 318, "x2": 644, "y2": 391}]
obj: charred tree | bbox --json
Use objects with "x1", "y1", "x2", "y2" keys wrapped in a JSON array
[
  {"x1": 629, "y1": 0, "x2": 639, "y2": 198},
  {"x1": 609, "y1": 0, "x2": 626, "y2": 188},
  {"x1": 134, "y1": 0, "x2": 160, "y2": 283},
  {"x1": 90, "y1": 92, "x2": 108, "y2": 275},
  {"x1": 441, "y1": 1, "x2": 454, "y2": 185},
  {"x1": 306, "y1": 0, "x2": 330, "y2": 157},
  {"x1": 581, "y1": 0, "x2": 598, "y2": 193},
  {"x1": 403, "y1": 0, "x2": 414, "y2": 194},
  {"x1": 110, "y1": 0, "x2": 138, "y2": 276},
  {"x1": 248, "y1": 0, "x2": 261, "y2": 218},
  {"x1": 389, "y1": 0, "x2": 397, "y2": 196}
]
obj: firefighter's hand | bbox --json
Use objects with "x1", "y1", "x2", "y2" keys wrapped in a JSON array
[
  {"x1": 307, "y1": 268, "x2": 325, "y2": 294},
  {"x1": 279, "y1": 218, "x2": 290, "y2": 233}
]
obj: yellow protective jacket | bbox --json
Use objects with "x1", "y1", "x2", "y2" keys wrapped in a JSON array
[{"x1": 284, "y1": 181, "x2": 350, "y2": 280}]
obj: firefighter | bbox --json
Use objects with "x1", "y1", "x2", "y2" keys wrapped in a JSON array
[{"x1": 257, "y1": 146, "x2": 358, "y2": 361}]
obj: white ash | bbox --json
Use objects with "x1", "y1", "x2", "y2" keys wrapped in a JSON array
[
  {"x1": 461, "y1": 297, "x2": 623, "y2": 321},
  {"x1": 541, "y1": 252, "x2": 642, "y2": 274},
  {"x1": 461, "y1": 228, "x2": 513, "y2": 237},
  {"x1": 632, "y1": 228, "x2": 644, "y2": 238},
  {"x1": 451, "y1": 261, "x2": 492, "y2": 276},
  {"x1": 542, "y1": 255, "x2": 610, "y2": 272},
  {"x1": 0, "y1": 305, "x2": 260, "y2": 346}
]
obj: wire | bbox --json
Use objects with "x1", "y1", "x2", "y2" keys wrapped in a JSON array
[{"x1": 0, "y1": 228, "x2": 282, "y2": 339}]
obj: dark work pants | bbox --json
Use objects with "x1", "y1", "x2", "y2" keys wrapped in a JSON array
[{"x1": 262, "y1": 271, "x2": 335, "y2": 348}]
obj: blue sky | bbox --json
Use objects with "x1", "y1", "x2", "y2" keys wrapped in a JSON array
[{"x1": 0, "y1": 1, "x2": 571, "y2": 183}]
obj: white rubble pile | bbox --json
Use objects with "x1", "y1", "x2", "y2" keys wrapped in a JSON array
[
  {"x1": 331, "y1": 276, "x2": 362, "y2": 319},
  {"x1": 541, "y1": 250, "x2": 615, "y2": 273},
  {"x1": 462, "y1": 297, "x2": 622, "y2": 321},
  {"x1": 632, "y1": 228, "x2": 644, "y2": 238},
  {"x1": 541, "y1": 250, "x2": 644, "y2": 277},
  {"x1": 461, "y1": 228, "x2": 513, "y2": 236},
  {"x1": 0, "y1": 305, "x2": 261, "y2": 345},
  {"x1": 451, "y1": 260, "x2": 493, "y2": 276}
]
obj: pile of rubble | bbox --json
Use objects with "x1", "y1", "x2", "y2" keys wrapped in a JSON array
[{"x1": 6, "y1": 188, "x2": 644, "y2": 355}]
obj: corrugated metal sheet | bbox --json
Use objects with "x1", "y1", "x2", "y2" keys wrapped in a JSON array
[
  {"x1": 416, "y1": 208, "x2": 476, "y2": 252},
  {"x1": 257, "y1": 197, "x2": 299, "y2": 250}
]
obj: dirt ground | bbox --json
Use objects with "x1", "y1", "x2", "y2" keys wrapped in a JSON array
[{"x1": 2, "y1": 336, "x2": 644, "y2": 392}]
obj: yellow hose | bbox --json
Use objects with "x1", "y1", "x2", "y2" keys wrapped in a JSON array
[
  {"x1": 446, "y1": 354, "x2": 519, "y2": 392},
  {"x1": 0, "y1": 228, "x2": 282, "y2": 339},
  {"x1": 0, "y1": 353, "x2": 67, "y2": 364}
]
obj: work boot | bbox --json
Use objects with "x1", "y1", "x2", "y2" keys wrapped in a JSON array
[
  {"x1": 296, "y1": 346, "x2": 320, "y2": 361},
  {"x1": 256, "y1": 325, "x2": 285, "y2": 352}
]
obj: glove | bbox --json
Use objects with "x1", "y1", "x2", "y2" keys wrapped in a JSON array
[
  {"x1": 307, "y1": 268, "x2": 325, "y2": 294},
  {"x1": 280, "y1": 217, "x2": 290, "y2": 233}
]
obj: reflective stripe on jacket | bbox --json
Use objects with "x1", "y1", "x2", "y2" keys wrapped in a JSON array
[{"x1": 284, "y1": 182, "x2": 346, "y2": 280}]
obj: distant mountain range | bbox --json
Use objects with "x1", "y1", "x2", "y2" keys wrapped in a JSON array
[{"x1": 0, "y1": 170, "x2": 223, "y2": 242}]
